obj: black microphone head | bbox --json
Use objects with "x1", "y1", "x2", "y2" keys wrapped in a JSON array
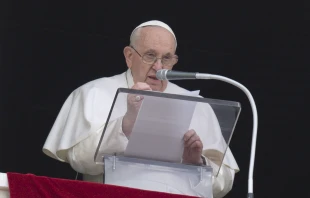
[{"x1": 156, "y1": 69, "x2": 169, "y2": 80}]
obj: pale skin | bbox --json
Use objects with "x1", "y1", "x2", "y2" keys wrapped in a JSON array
[{"x1": 122, "y1": 26, "x2": 203, "y2": 165}]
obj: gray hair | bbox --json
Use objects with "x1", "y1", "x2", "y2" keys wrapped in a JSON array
[{"x1": 129, "y1": 27, "x2": 142, "y2": 48}]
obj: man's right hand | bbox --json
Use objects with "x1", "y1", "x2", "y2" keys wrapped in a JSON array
[
  {"x1": 122, "y1": 82, "x2": 152, "y2": 137},
  {"x1": 127, "y1": 82, "x2": 152, "y2": 116}
]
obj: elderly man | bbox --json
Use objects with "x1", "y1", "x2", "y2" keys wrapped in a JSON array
[{"x1": 43, "y1": 20, "x2": 239, "y2": 198}]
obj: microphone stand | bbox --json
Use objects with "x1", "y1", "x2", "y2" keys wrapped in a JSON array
[{"x1": 196, "y1": 73, "x2": 257, "y2": 198}]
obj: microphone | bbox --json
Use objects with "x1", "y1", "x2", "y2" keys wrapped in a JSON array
[
  {"x1": 156, "y1": 69, "x2": 257, "y2": 198},
  {"x1": 156, "y1": 69, "x2": 197, "y2": 80},
  {"x1": 156, "y1": 69, "x2": 213, "y2": 80}
]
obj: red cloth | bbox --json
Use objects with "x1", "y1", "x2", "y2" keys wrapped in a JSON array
[{"x1": 7, "y1": 172, "x2": 198, "y2": 198}]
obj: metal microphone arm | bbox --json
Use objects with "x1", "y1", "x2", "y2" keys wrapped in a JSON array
[{"x1": 196, "y1": 73, "x2": 257, "y2": 198}]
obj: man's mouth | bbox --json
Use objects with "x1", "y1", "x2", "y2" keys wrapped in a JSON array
[{"x1": 148, "y1": 76, "x2": 158, "y2": 80}]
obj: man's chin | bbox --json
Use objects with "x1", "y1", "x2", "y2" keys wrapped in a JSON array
[
  {"x1": 149, "y1": 84, "x2": 167, "y2": 92},
  {"x1": 149, "y1": 85, "x2": 160, "y2": 92},
  {"x1": 145, "y1": 78, "x2": 167, "y2": 92}
]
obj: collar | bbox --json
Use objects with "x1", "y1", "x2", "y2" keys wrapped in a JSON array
[{"x1": 126, "y1": 68, "x2": 135, "y2": 88}]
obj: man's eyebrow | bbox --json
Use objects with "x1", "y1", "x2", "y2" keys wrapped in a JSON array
[
  {"x1": 163, "y1": 52, "x2": 173, "y2": 56},
  {"x1": 144, "y1": 49, "x2": 173, "y2": 56},
  {"x1": 144, "y1": 49, "x2": 157, "y2": 54}
]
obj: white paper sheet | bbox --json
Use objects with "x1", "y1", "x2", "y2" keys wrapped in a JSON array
[{"x1": 124, "y1": 91, "x2": 200, "y2": 162}]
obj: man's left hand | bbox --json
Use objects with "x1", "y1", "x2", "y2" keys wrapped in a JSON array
[{"x1": 182, "y1": 129, "x2": 203, "y2": 165}]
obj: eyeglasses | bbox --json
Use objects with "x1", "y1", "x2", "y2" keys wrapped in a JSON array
[{"x1": 130, "y1": 46, "x2": 178, "y2": 68}]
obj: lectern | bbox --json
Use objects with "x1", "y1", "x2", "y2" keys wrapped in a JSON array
[{"x1": 94, "y1": 88, "x2": 241, "y2": 198}]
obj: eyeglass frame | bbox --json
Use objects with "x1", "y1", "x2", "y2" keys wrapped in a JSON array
[{"x1": 129, "y1": 45, "x2": 178, "y2": 68}]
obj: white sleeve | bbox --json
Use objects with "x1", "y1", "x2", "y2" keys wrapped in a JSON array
[
  {"x1": 207, "y1": 158, "x2": 235, "y2": 198},
  {"x1": 189, "y1": 155, "x2": 235, "y2": 197},
  {"x1": 66, "y1": 117, "x2": 128, "y2": 175}
]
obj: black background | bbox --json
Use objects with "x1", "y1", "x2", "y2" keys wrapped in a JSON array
[{"x1": 0, "y1": 1, "x2": 308, "y2": 197}]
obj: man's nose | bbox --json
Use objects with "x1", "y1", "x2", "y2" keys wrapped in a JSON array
[{"x1": 152, "y1": 58, "x2": 163, "y2": 71}]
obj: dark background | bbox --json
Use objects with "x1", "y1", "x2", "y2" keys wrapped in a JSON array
[{"x1": 0, "y1": 1, "x2": 307, "y2": 197}]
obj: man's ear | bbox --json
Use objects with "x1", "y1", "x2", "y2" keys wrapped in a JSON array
[{"x1": 123, "y1": 46, "x2": 133, "y2": 69}]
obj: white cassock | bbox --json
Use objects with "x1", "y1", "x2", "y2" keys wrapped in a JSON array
[{"x1": 43, "y1": 69, "x2": 240, "y2": 198}]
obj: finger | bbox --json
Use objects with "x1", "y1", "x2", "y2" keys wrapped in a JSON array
[
  {"x1": 184, "y1": 134, "x2": 200, "y2": 148},
  {"x1": 134, "y1": 95, "x2": 144, "y2": 102},
  {"x1": 132, "y1": 82, "x2": 152, "y2": 91},
  {"x1": 128, "y1": 94, "x2": 144, "y2": 102},
  {"x1": 189, "y1": 140, "x2": 203, "y2": 152},
  {"x1": 183, "y1": 129, "x2": 196, "y2": 141}
]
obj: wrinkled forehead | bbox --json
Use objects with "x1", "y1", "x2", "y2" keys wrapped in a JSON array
[{"x1": 137, "y1": 26, "x2": 176, "y2": 54}]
